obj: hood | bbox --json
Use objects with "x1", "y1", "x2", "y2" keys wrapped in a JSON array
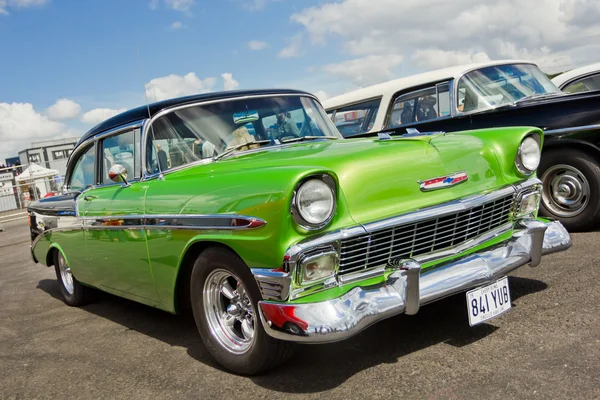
[{"x1": 207, "y1": 134, "x2": 516, "y2": 225}]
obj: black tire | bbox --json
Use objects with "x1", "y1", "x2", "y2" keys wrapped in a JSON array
[
  {"x1": 538, "y1": 148, "x2": 600, "y2": 231},
  {"x1": 53, "y1": 249, "x2": 93, "y2": 307},
  {"x1": 190, "y1": 247, "x2": 294, "y2": 375}
]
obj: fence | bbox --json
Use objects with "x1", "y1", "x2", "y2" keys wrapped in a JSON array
[{"x1": 0, "y1": 165, "x2": 63, "y2": 213}]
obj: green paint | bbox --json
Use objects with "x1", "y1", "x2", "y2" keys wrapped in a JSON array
[{"x1": 32, "y1": 125, "x2": 544, "y2": 312}]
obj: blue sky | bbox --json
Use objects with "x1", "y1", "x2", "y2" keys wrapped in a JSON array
[{"x1": 1, "y1": 0, "x2": 600, "y2": 162}]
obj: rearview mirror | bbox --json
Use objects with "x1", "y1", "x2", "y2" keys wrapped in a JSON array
[
  {"x1": 233, "y1": 110, "x2": 259, "y2": 124},
  {"x1": 108, "y1": 164, "x2": 130, "y2": 187}
]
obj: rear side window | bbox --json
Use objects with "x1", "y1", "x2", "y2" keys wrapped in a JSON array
[
  {"x1": 563, "y1": 74, "x2": 600, "y2": 94},
  {"x1": 330, "y1": 98, "x2": 381, "y2": 137},
  {"x1": 387, "y1": 82, "x2": 450, "y2": 128}
]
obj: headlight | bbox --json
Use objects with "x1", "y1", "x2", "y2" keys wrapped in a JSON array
[
  {"x1": 516, "y1": 136, "x2": 541, "y2": 175},
  {"x1": 292, "y1": 176, "x2": 336, "y2": 229},
  {"x1": 298, "y1": 248, "x2": 338, "y2": 285}
]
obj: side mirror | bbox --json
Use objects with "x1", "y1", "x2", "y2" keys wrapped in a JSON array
[{"x1": 108, "y1": 164, "x2": 130, "y2": 187}]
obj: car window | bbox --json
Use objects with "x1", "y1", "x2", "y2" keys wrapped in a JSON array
[
  {"x1": 68, "y1": 145, "x2": 96, "y2": 191},
  {"x1": 387, "y1": 83, "x2": 450, "y2": 128},
  {"x1": 330, "y1": 98, "x2": 380, "y2": 137},
  {"x1": 100, "y1": 129, "x2": 141, "y2": 185},
  {"x1": 457, "y1": 64, "x2": 559, "y2": 113},
  {"x1": 563, "y1": 74, "x2": 600, "y2": 94},
  {"x1": 146, "y1": 96, "x2": 340, "y2": 174}
]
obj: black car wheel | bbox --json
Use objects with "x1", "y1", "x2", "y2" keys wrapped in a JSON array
[
  {"x1": 190, "y1": 247, "x2": 294, "y2": 375},
  {"x1": 539, "y1": 148, "x2": 600, "y2": 231}
]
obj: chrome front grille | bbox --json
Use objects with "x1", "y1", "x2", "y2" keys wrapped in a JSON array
[{"x1": 338, "y1": 194, "x2": 515, "y2": 275}]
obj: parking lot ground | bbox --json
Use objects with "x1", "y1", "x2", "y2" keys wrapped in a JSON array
[{"x1": 0, "y1": 219, "x2": 599, "y2": 399}]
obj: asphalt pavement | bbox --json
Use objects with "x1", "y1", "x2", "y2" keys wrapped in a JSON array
[{"x1": 0, "y1": 219, "x2": 598, "y2": 399}]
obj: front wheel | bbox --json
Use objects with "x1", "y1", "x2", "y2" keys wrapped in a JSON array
[
  {"x1": 539, "y1": 148, "x2": 600, "y2": 231},
  {"x1": 190, "y1": 247, "x2": 294, "y2": 375}
]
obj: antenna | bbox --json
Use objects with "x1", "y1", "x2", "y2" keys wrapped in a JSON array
[{"x1": 136, "y1": 46, "x2": 163, "y2": 180}]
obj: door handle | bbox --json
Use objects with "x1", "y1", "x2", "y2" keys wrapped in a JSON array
[{"x1": 83, "y1": 195, "x2": 97, "y2": 202}]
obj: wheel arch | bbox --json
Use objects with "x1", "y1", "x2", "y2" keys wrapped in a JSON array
[
  {"x1": 173, "y1": 239, "x2": 243, "y2": 314},
  {"x1": 542, "y1": 139, "x2": 600, "y2": 165},
  {"x1": 46, "y1": 243, "x2": 68, "y2": 267}
]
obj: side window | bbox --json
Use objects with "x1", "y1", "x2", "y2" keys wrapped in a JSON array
[
  {"x1": 387, "y1": 82, "x2": 450, "y2": 128},
  {"x1": 563, "y1": 74, "x2": 600, "y2": 94},
  {"x1": 331, "y1": 98, "x2": 380, "y2": 137},
  {"x1": 100, "y1": 129, "x2": 141, "y2": 185},
  {"x1": 68, "y1": 145, "x2": 96, "y2": 191}
]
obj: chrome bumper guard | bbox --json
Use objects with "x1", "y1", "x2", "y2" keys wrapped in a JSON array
[{"x1": 257, "y1": 219, "x2": 571, "y2": 343}]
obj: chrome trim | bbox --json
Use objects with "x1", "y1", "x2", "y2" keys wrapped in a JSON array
[
  {"x1": 290, "y1": 175, "x2": 337, "y2": 231},
  {"x1": 514, "y1": 134, "x2": 541, "y2": 176},
  {"x1": 258, "y1": 219, "x2": 571, "y2": 343},
  {"x1": 296, "y1": 247, "x2": 339, "y2": 287},
  {"x1": 418, "y1": 170, "x2": 468, "y2": 192},
  {"x1": 544, "y1": 123, "x2": 600, "y2": 136},
  {"x1": 250, "y1": 268, "x2": 292, "y2": 301}
]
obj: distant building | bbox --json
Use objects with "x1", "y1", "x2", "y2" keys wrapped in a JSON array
[
  {"x1": 4, "y1": 156, "x2": 20, "y2": 166},
  {"x1": 18, "y1": 137, "x2": 79, "y2": 177}
]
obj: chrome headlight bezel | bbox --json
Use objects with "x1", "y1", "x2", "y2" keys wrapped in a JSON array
[
  {"x1": 291, "y1": 174, "x2": 337, "y2": 231},
  {"x1": 515, "y1": 134, "x2": 542, "y2": 176}
]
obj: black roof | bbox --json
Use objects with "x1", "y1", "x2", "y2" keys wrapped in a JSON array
[{"x1": 76, "y1": 89, "x2": 313, "y2": 147}]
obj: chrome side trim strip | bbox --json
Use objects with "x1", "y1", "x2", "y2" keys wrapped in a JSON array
[{"x1": 543, "y1": 123, "x2": 600, "y2": 136}]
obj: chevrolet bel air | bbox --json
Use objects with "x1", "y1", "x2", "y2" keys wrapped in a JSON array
[
  {"x1": 324, "y1": 60, "x2": 600, "y2": 231},
  {"x1": 29, "y1": 89, "x2": 571, "y2": 375}
]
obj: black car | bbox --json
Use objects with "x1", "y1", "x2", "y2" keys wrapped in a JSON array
[{"x1": 324, "y1": 61, "x2": 600, "y2": 231}]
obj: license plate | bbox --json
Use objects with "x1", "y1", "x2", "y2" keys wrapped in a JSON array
[{"x1": 466, "y1": 277, "x2": 512, "y2": 326}]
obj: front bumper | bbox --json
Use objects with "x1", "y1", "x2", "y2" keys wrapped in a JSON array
[{"x1": 257, "y1": 219, "x2": 571, "y2": 343}]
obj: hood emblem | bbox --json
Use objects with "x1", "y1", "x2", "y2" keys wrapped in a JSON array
[{"x1": 419, "y1": 171, "x2": 468, "y2": 191}]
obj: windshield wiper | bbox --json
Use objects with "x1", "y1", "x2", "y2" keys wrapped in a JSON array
[
  {"x1": 214, "y1": 140, "x2": 272, "y2": 161},
  {"x1": 513, "y1": 93, "x2": 560, "y2": 105},
  {"x1": 280, "y1": 136, "x2": 339, "y2": 143}
]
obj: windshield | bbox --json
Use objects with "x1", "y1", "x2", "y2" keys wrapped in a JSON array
[
  {"x1": 146, "y1": 95, "x2": 340, "y2": 173},
  {"x1": 457, "y1": 64, "x2": 560, "y2": 113}
]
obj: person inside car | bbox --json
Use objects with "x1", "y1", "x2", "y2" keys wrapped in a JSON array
[{"x1": 270, "y1": 111, "x2": 300, "y2": 140}]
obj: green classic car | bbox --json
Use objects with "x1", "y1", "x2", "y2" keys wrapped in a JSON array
[{"x1": 29, "y1": 89, "x2": 571, "y2": 375}]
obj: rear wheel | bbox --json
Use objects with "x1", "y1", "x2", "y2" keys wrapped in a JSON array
[
  {"x1": 190, "y1": 247, "x2": 294, "y2": 375},
  {"x1": 539, "y1": 148, "x2": 600, "y2": 231},
  {"x1": 53, "y1": 249, "x2": 93, "y2": 306}
]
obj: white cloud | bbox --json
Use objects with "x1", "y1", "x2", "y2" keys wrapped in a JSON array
[
  {"x1": 45, "y1": 98, "x2": 81, "y2": 121},
  {"x1": 314, "y1": 90, "x2": 329, "y2": 101},
  {"x1": 0, "y1": 102, "x2": 64, "y2": 161},
  {"x1": 0, "y1": 0, "x2": 48, "y2": 15},
  {"x1": 412, "y1": 49, "x2": 491, "y2": 70},
  {"x1": 322, "y1": 55, "x2": 404, "y2": 86},
  {"x1": 291, "y1": 0, "x2": 600, "y2": 78},
  {"x1": 248, "y1": 40, "x2": 268, "y2": 50},
  {"x1": 279, "y1": 34, "x2": 303, "y2": 58},
  {"x1": 243, "y1": 0, "x2": 278, "y2": 11},
  {"x1": 149, "y1": 0, "x2": 194, "y2": 13},
  {"x1": 81, "y1": 108, "x2": 127, "y2": 125},
  {"x1": 221, "y1": 73, "x2": 239, "y2": 91},
  {"x1": 145, "y1": 72, "x2": 217, "y2": 101},
  {"x1": 169, "y1": 21, "x2": 184, "y2": 30},
  {"x1": 166, "y1": 0, "x2": 193, "y2": 12}
]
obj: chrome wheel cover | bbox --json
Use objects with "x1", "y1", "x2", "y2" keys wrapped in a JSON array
[
  {"x1": 203, "y1": 269, "x2": 256, "y2": 354},
  {"x1": 57, "y1": 252, "x2": 74, "y2": 295},
  {"x1": 541, "y1": 164, "x2": 590, "y2": 218}
]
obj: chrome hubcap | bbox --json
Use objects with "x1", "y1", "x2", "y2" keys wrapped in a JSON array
[
  {"x1": 542, "y1": 164, "x2": 590, "y2": 218},
  {"x1": 57, "y1": 252, "x2": 74, "y2": 295},
  {"x1": 203, "y1": 269, "x2": 255, "y2": 354}
]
